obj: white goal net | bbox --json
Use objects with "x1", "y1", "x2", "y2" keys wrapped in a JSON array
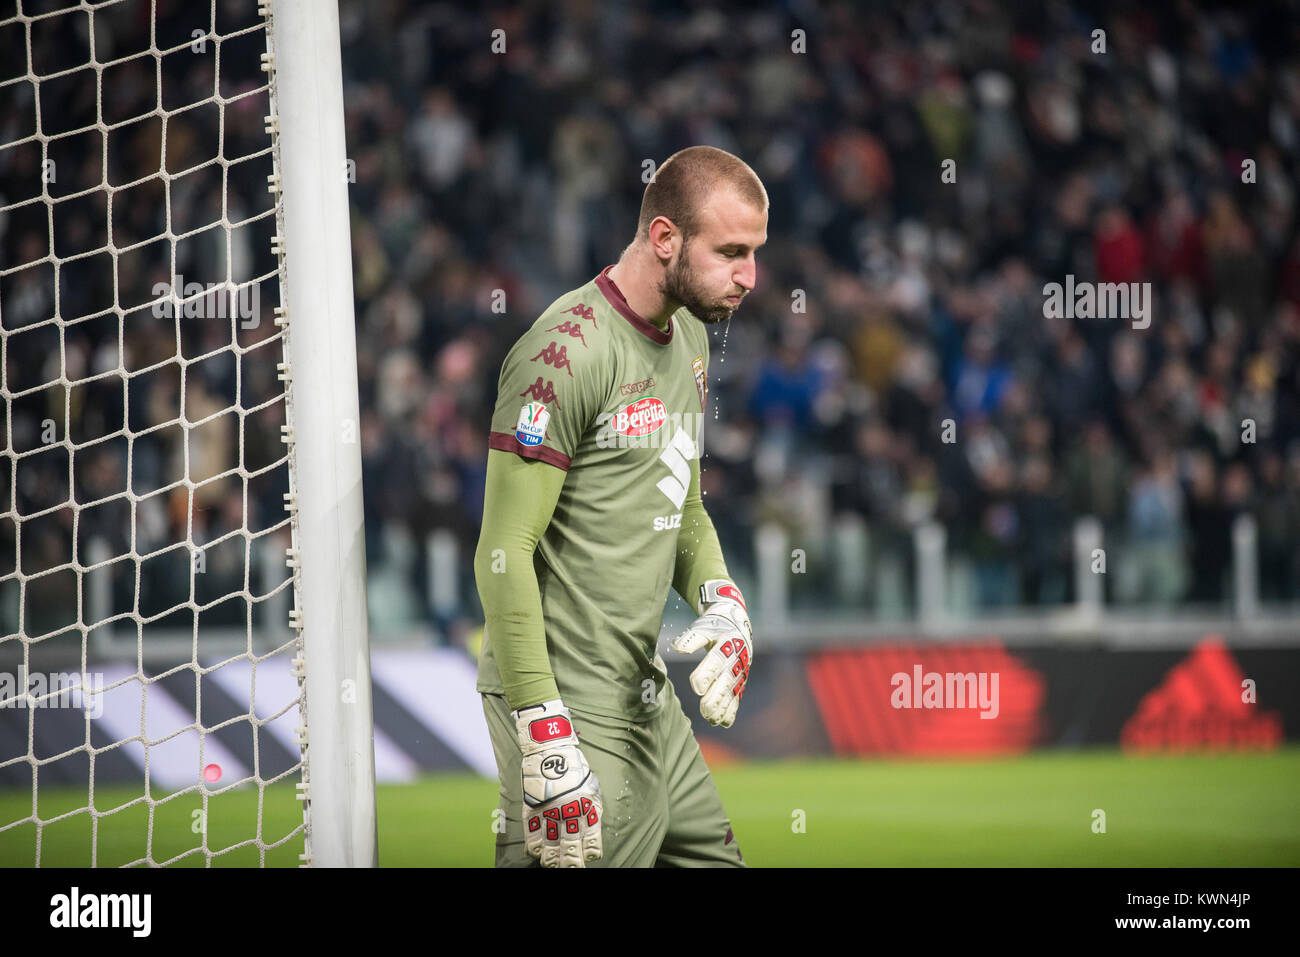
[{"x1": 0, "y1": 0, "x2": 365, "y2": 867}]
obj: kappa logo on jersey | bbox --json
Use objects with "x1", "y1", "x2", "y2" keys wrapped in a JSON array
[
  {"x1": 692, "y1": 355, "x2": 707, "y2": 411},
  {"x1": 652, "y1": 512, "x2": 683, "y2": 531},
  {"x1": 619, "y1": 375, "x2": 655, "y2": 395},
  {"x1": 519, "y1": 376, "x2": 562, "y2": 410},
  {"x1": 563, "y1": 302, "x2": 597, "y2": 328},
  {"x1": 515, "y1": 402, "x2": 550, "y2": 446},
  {"x1": 530, "y1": 340, "x2": 575, "y2": 377},
  {"x1": 611, "y1": 396, "x2": 667, "y2": 437},
  {"x1": 545, "y1": 319, "x2": 588, "y2": 348}
]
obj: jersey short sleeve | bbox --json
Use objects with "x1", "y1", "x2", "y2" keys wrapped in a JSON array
[{"x1": 487, "y1": 318, "x2": 604, "y2": 471}]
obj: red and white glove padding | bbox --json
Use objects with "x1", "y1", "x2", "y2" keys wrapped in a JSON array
[
  {"x1": 513, "y1": 698, "x2": 603, "y2": 867},
  {"x1": 669, "y1": 579, "x2": 752, "y2": 728}
]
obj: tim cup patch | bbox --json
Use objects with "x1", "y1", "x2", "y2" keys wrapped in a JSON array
[
  {"x1": 515, "y1": 401, "x2": 550, "y2": 446},
  {"x1": 692, "y1": 355, "x2": 706, "y2": 411}
]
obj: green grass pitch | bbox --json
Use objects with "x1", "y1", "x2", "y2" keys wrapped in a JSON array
[{"x1": 2, "y1": 747, "x2": 1298, "y2": 866}]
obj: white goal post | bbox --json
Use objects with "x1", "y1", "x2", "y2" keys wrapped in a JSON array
[
  {"x1": 269, "y1": 0, "x2": 377, "y2": 868},
  {"x1": 0, "y1": 0, "x2": 375, "y2": 867}
]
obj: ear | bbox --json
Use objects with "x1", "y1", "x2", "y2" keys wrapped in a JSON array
[{"x1": 646, "y1": 216, "x2": 681, "y2": 264}]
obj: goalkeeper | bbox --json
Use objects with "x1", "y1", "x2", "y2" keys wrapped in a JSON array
[{"x1": 473, "y1": 146, "x2": 767, "y2": 867}]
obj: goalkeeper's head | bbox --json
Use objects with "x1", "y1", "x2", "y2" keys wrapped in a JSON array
[{"x1": 629, "y1": 146, "x2": 768, "y2": 325}]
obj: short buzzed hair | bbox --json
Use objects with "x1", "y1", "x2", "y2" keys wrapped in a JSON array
[{"x1": 636, "y1": 146, "x2": 768, "y2": 244}]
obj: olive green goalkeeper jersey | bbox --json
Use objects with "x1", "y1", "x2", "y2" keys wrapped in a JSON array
[{"x1": 477, "y1": 265, "x2": 722, "y2": 719}]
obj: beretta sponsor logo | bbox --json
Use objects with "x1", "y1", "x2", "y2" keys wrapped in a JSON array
[{"x1": 610, "y1": 396, "x2": 667, "y2": 437}]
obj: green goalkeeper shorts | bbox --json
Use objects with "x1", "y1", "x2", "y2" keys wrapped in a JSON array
[{"x1": 481, "y1": 678, "x2": 746, "y2": 867}]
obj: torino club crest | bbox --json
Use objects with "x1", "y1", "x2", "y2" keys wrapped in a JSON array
[{"x1": 692, "y1": 355, "x2": 706, "y2": 411}]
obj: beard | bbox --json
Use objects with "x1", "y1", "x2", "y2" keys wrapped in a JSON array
[{"x1": 658, "y1": 243, "x2": 738, "y2": 325}]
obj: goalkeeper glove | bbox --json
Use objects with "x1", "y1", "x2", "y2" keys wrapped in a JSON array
[
  {"x1": 668, "y1": 579, "x2": 752, "y2": 728},
  {"x1": 513, "y1": 698, "x2": 603, "y2": 867}
]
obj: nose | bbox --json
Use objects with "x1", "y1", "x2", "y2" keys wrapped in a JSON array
[{"x1": 734, "y1": 254, "x2": 756, "y2": 293}]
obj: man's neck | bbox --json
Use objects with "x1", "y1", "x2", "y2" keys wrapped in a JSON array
[{"x1": 607, "y1": 256, "x2": 674, "y2": 331}]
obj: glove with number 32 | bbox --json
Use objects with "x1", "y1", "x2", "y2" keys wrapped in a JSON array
[
  {"x1": 513, "y1": 698, "x2": 603, "y2": 867},
  {"x1": 669, "y1": 579, "x2": 753, "y2": 728}
]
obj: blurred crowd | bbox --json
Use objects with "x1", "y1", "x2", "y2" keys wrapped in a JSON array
[
  {"x1": 4, "y1": 1, "x2": 1300, "y2": 645},
  {"x1": 1, "y1": 1, "x2": 291, "y2": 641},
  {"x1": 339, "y1": 0, "x2": 1300, "y2": 626}
]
